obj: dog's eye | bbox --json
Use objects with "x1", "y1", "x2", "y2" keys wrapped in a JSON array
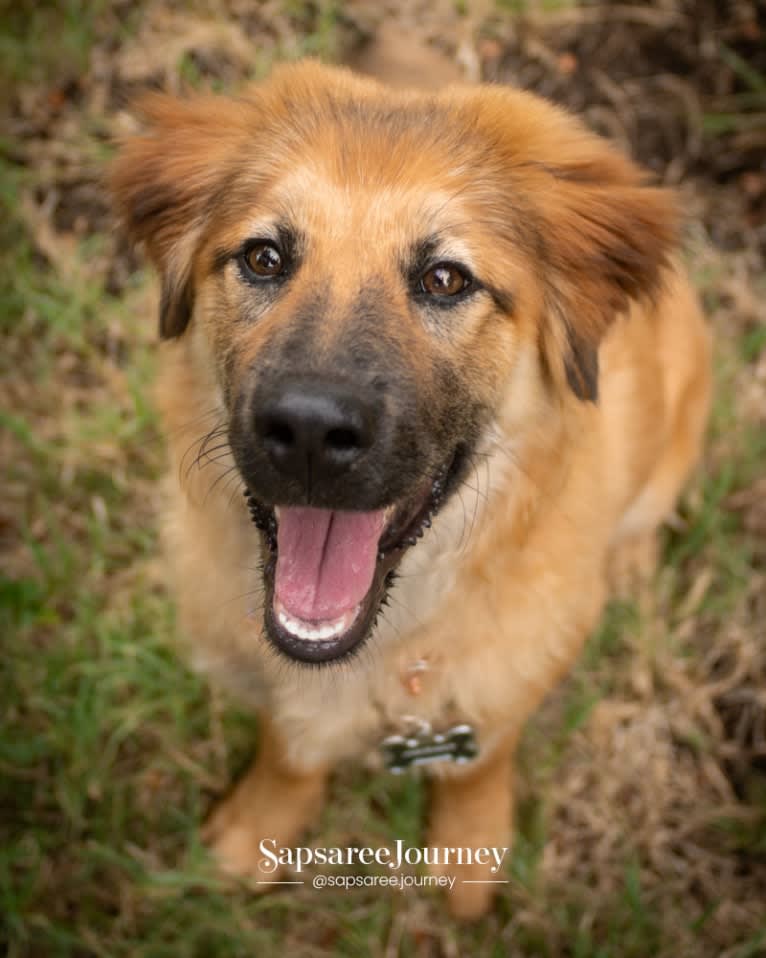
[
  {"x1": 420, "y1": 263, "x2": 470, "y2": 298},
  {"x1": 243, "y1": 242, "x2": 284, "y2": 278}
]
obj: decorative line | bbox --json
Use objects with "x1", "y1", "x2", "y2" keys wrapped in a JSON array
[
  {"x1": 461, "y1": 880, "x2": 510, "y2": 884},
  {"x1": 255, "y1": 880, "x2": 305, "y2": 885}
]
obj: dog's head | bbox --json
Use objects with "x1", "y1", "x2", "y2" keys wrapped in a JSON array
[{"x1": 110, "y1": 61, "x2": 677, "y2": 664}]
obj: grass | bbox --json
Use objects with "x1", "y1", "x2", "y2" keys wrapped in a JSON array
[
  {"x1": 0, "y1": 0, "x2": 106, "y2": 94},
  {"x1": 2, "y1": 3, "x2": 765, "y2": 956}
]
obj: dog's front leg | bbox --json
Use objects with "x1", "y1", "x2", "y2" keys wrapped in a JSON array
[
  {"x1": 203, "y1": 716, "x2": 329, "y2": 885},
  {"x1": 427, "y1": 731, "x2": 517, "y2": 920}
]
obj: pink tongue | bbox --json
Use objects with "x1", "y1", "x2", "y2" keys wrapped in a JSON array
[{"x1": 274, "y1": 507, "x2": 387, "y2": 622}]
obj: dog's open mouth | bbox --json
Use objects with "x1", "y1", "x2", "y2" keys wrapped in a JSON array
[{"x1": 246, "y1": 453, "x2": 461, "y2": 664}]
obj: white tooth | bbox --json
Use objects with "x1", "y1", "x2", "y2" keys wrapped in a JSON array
[
  {"x1": 274, "y1": 506, "x2": 282, "y2": 521},
  {"x1": 274, "y1": 600, "x2": 360, "y2": 642}
]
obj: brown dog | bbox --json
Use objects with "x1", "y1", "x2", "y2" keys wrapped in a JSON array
[{"x1": 110, "y1": 60, "x2": 711, "y2": 918}]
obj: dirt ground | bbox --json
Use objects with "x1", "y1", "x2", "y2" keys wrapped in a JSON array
[{"x1": 2, "y1": 1, "x2": 765, "y2": 956}]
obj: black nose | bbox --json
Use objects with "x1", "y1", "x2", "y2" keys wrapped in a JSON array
[{"x1": 254, "y1": 379, "x2": 379, "y2": 487}]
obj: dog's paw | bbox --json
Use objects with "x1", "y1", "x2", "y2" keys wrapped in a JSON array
[
  {"x1": 607, "y1": 529, "x2": 659, "y2": 600},
  {"x1": 427, "y1": 816, "x2": 511, "y2": 919},
  {"x1": 202, "y1": 753, "x2": 327, "y2": 885},
  {"x1": 428, "y1": 855, "x2": 500, "y2": 921},
  {"x1": 202, "y1": 789, "x2": 280, "y2": 884}
]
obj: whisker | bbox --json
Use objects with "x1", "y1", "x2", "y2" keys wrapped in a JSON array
[
  {"x1": 166, "y1": 405, "x2": 224, "y2": 438},
  {"x1": 383, "y1": 588, "x2": 422, "y2": 629},
  {"x1": 456, "y1": 488, "x2": 469, "y2": 551},
  {"x1": 226, "y1": 474, "x2": 247, "y2": 509},
  {"x1": 218, "y1": 585, "x2": 266, "y2": 611},
  {"x1": 461, "y1": 463, "x2": 484, "y2": 553},
  {"x1": 180, "y1": 421, "x2": 227, "y2": 482},
  {"x1": 203, "y1": 464, "x2": 241, "y2": 505},
  {"x1": 192, "y1": 430, "x2": 229, "y2": 473},
  {"x1": 196, "y1": 439, "x2": 232, "y2": 463},
  {"x1": 195, "y1": 447, "x2": 235, "y2": 470}
]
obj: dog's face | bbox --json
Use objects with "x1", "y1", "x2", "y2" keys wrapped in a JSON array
[{"x1": 111, "y1": 62, "x2": 677, "y2": 665}]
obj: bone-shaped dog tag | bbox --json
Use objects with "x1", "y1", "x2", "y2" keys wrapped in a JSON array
[{"x1": 382, "y1": 723, "x2": 479, "y2": 773}]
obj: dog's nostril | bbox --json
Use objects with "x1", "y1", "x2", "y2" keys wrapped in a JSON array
[
  {"x1": 264, "y1": 419, "x2": 295, "y2": 448},
  {"x1": 325, "y1": 427, "x2": 361, "y2": 452}
]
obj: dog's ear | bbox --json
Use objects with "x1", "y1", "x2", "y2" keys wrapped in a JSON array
[
  {"x1": 109, "y1": 92, "x2": 251, "y2": 338},
  {"x1": 533, "y1": 149, "x2": 679, "y2": 401}
]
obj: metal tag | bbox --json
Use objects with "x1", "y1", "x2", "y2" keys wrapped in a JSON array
[{"x1": 382, "y1": 723, "x2": 479, "y2": 774}]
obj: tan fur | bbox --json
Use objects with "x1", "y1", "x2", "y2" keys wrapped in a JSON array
[{"x1": 111, "y1": 60, "x2": 711, "y2": 917}]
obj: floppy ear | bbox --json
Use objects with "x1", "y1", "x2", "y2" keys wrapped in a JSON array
[
  {"x1": 109, "y1": 93, "x2": 251, "y2": 338},
  {"x1": 534, "y1": 150, "x2": 679, "y2": 401}
]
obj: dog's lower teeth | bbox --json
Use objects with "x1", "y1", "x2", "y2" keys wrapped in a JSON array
[{"x1": 275, "y1": 602, "x2": 359, "y2": 642}]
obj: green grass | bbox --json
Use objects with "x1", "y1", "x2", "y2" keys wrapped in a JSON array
[
  {"x1": 0, "y1": 0, "x2": 106, "y2": 92},
  {"x1": 2, "y1": 4, "x2": 765, "y2": 956}
]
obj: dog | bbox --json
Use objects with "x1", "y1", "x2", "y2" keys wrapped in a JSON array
[{"x1": 110, "y1": 59, "x2": 711, "y2": 919}]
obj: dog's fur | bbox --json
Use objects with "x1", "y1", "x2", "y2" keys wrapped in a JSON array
[{"x1": 110, "y1": 60, "x2": 711, "y2": 918}]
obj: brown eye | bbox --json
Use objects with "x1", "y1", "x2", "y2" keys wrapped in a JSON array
[
  {"x1": 244, "y1": 242, "x2": 283, "y2": 278},
  {"x1": 420, "y1": 263, "x2": 470, "y2": 298}
]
